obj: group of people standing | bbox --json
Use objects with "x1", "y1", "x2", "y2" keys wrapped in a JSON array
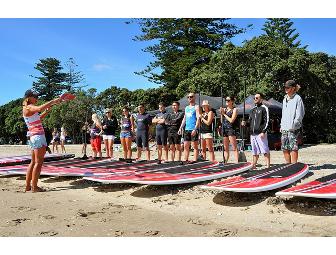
[{"x1": 21, "y1": 79, "x2": 304, "y2": 192}]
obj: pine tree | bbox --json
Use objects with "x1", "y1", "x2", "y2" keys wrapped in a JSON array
[
  {"x1": 262, "y1": 18, "x2": 305, "y2": 48},
  {"x1": 131, "y1": 18, "x2": 244, "y2": 90},
  {"x1": 31, "y1": 58, "x2": 69, "y2": 100}
]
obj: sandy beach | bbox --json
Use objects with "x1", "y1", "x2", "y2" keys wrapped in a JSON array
[{"x1": 0, "y1": 144, "x2": 335, "y2": 237}]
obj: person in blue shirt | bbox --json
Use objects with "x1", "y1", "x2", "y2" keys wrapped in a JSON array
[{"x1": 179, "y1": 92, "x2": 201, "y2": 162}]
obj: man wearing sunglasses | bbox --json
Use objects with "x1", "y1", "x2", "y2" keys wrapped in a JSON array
[
  {"x1": 242, "y1": 93, "x2": 270, "y2": 168},
  {"x1": 280, "y1": 80, "x2": 305, "y2": 163},
  {"x1": 179, "y1": 93, "x2": 201, "y2": 162}
]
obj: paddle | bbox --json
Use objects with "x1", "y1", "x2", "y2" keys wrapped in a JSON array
[
  {"x1": 238, "y1": 78, "x2": 247, "y2": 162},
  {"x1": 60, "y1": 92, "x2": 76, "y2": 102},
  {"x1": 198, "y1": 90, "x2": 203, "y2": 161},
  {"x1": 220, "y1": 87, "x2": 225, "y2": 165}
]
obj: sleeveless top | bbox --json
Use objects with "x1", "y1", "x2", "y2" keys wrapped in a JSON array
[
  {"x1": 201, "y1": 112, "x2": 213, "y2": 134},
  {"x1": 23, "y1": 112, "x2": 45, "y2": 137},
  {"x1": 223, "y1": 108, "x2": 237, "y2": 130},
  {"x1": 90, "y1": 124, "x2": 100, "y2": 139},
  {"x1": 185, "y1": 105, "x2": 197, "y2": 131},
  {"x1": 120, "y1": 115, "x2": 132, "y2": 133}
]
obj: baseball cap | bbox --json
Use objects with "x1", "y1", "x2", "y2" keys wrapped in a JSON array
[
  {"x1": 201, "y1": 100, "x2": 210, "y2": 106},
  {"x1": 24, "y1": 89, "x2": 39, "y2": 99},
  {"x1": 104, "y1": 108, "x2": 112, "y2": 113}
]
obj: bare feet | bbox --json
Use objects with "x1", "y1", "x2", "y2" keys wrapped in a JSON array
[
  {"x1": 25, "y1": 186, "x2": 31, "y2": 192},
  {"x1": 32, "y1": 186, "x2": 46, "y2": 193}
]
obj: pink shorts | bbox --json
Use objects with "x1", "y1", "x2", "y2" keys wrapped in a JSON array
[{"x1": 251, "y1": 134, "x2": 269, "y2": 155}]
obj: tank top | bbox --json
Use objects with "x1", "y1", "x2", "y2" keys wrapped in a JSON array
[
  {"x1": 90, "y1": 124, "x2": 100, "y2": 139},
  {"x1": 23, "y1": 112, "x2": 45, "y2": 136},
  {"x1": 201, "y1": 112, "x2": 213, "y2": 134},
  {"x1": 121, "y1": 115, "x2": 132, "y2": 133},
  {"x1": 185, "y1": 105, "x2": 197, "y2": 131},
  {"x1": 223, "y1": 108, "x2": 237, "y2": 130}
]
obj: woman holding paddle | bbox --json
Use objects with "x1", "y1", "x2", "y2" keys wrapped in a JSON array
[
  {"x1": 220, "y1": 96, "x2": 239, "y2": 163},
  {"x1": 22, "y1": 89, "x2": 62, "y2": 192}
]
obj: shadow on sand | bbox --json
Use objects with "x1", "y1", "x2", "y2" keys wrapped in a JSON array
[
  {"x1": 212, "y1": 191, "x2": 272, "y2": 207},
  {"x1": 283, "y1": 197, "x2": 336, "y2": 216},
  {"x1": 131, "y1": 183, "x2": 201, "y2": 198},
  {"x1": 309, "y1": 164, "x2": 336, "y2": 171}
]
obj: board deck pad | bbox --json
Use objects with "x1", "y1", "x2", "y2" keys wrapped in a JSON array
[
  {"x1": 201, "y1": 163, "x2": 309, "y2": 192},
  {"x1": 276, "y1": 173, "x2": 336, "y2": 199},
  {"x1": 84, "y1": 162, "x2": 252, "y2": 185},
  {"x1": 0, "y1": 153, "x2": 75, "y2": 166}
]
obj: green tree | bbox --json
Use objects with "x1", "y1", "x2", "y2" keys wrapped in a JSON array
[
  {"x1": 262, "y1": 18, "x2": 304, "y2": 48},
  {"x1": 65, "y1": 57, "x2": 86, "y2": 92},
  {"x1": 132, "y1": 18, "x2": 245, "y2": 90},
  {"x1": 31, "y1": 57, "x2": 69, "y2": 100}
]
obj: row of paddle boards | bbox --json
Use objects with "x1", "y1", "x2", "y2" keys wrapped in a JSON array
[{"x1": 0, "y1": 154, "x2": 335, "y2": 199}]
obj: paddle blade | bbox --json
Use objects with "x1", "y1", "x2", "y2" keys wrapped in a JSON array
[
  {"x1": 238, "y1": 151, "x2": 247, "y2": 162},
  {"x1": 60, "y1": 93, "x2": 76, "y2": 101}
]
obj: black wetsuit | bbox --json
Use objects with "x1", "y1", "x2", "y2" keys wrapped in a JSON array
[
  {"x1": 155, "y1": 111, "x2": 168, "y2": 146},
  {"x1": 165, "y1": 111, "x2": 184, "y2": 145},
  {"x1": 135, "y1": 112, "x2": 152, "y2": 148}
]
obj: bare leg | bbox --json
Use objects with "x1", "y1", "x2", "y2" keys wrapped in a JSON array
[
  {"x1": 252, "y1": 155, "x2": 259, "y2": 169},
  {"x1": 170, "y1": 144, "x2": 175, "y2": 161},
  {"x1": 290, "y1": 151, "x2": 298, "y2": 163},
  {"x1": 110, "y1": 140, "x2": 114, "y2": 158},
  {"x1": 201, "y1": 139, "x2": 207, "y2": 160},
  {"x1": 164, "y1": 145, "x2": 169, "y2": 161},
  {"x1": 283, "y1": 150, "x2": 291, "y2": 163},
  {"x1": 264, "y1": 153, "x2": 271, "y2": 168},
  {"x1": 176, "y1": 144, "x2": 182, "y2": 161},
  {"x1": 137, "y1": 147, "x2": 142, "y2": 160},
  {"x1": 145, "y1": 148, "x2": 150, "y2": 161},
  {"x1": 223, "y1": 137, "x2": 230, "y2": 163},
  {"x1": 157, "y1": 145, "x2": 162, "y2": 161},
  {"x1": 184, "y1": 141, "x2": 191, "y2": 161},
  {"x1": 126, "y1": 138, "x2": 132, "y2": 159},
  {"x1": 121, "y1": 138, "x2": 127, "y2": 159},
  {"x1": 32, "y1": 147, "x2": 46, "y2": 192},
  {"x1": 25, "y1": 150, "x2": 35, "y2": 191},
  {"x1": 206, "y1": 138, "x2": 215, "y2": 162},
  {"x1": 104, "y1": 139, "x2": 110, "y2": 158},
  {"x1": 229, "y1": 135, "x2": 239, "y2": 163},
  {"x1": 192, "y1": 141, "x2": 199, "y2": 162}
]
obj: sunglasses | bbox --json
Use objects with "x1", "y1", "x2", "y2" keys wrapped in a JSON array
[
  {"x1": 254, "y1": 97, "x2": 260, "y2": 100},
  {"x1": 188, "y1": 96, "x2": 194, "y2": 98},
  {"x1": 225, "y1": 99, "x2": 231, "y2": 102}
]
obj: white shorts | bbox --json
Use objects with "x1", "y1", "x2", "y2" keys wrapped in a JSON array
[
  {"x1": 103, "y1": 135, "x2": 115, "y2": 141},
  {"x1": 60, "y1": 135, "x2": 66, "y2": 141},
  {"x1": 201, "y1": 133, "x2": 213, "y2": 139}
]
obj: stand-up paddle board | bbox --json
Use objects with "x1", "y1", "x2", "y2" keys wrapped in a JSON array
[
  {"x1": 84, "y1": 162, "x2": 252, "y2": 185},
  {"x1": 0, "y1": 153, "x2": 75, "y2": 166},
  {"x1": 276, "y1": 173, "x2": 336, "y2": 199},
  {"x1": 201, "y1": 163, "x2": 309, "y2": 192}
]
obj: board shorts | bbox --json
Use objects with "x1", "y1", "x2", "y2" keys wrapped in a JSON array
[
  {"x1": 156, "y1": 129, "x2": 168, "y2": 146},
  {"x1": 120, "y1": 132, "x2": 132, "y2": 139},
  {"x1": 222, "y1": 127, "x2": 236, "y2": 137},
  {"x1": 168, "y1": 133, "x2": 182, "y2": 145},
  {"x1": 200, "y1": 133, "x2": 213, "y2": 139},
  {"x1": 251, "y1": 134, "x2": 270, "y2": 155},
  {"x1": 184, "y1": 130, "x2": 198, "y2": 142},
  {"x1": 281, "y1": 130, "x2": 300, "y2": 151},
  {"x1": 28, "y1": 134, "x2": 47, "y2": 150},
  {"x1": 103, "y1": 135, "x2": 115, "y2": 141},
  {"x1": 136, "y1": 131, "x2": 149, "y2": 148},
  {"x1": 90, "y1": 137, "x2": 102, "y2": 152}
]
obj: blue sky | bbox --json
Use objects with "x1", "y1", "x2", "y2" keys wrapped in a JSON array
[{"x1": 1, "y1": 18, "x2": 336, "y2": 106}]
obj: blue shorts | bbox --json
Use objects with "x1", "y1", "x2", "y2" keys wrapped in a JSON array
[
  {"x1": 120, "y1": 132, "x2": 132, "y2": 139},
  {"x1": 28, "y1": 135, "x2": 47, "y2": 150}
]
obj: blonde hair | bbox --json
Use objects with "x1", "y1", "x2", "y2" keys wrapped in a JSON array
[{"x1": 92, "y1": 113, "x2": 102, "y2": 126}]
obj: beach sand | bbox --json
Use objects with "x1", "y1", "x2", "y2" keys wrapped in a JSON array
[{"x1": 0, "y1": 144, "x2": 335, "y2": 237}]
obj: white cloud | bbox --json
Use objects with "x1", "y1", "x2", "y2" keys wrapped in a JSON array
[{"x1": 92, "y1": 63, "x2": 113, "y2": 71}]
